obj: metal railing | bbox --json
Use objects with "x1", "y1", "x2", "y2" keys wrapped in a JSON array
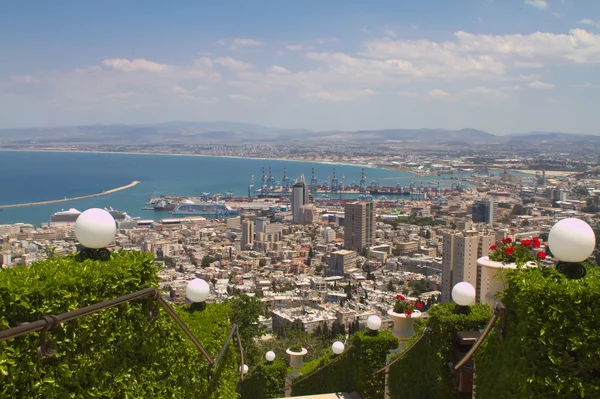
[
  {"x1": 449, "y1": 301, "x2": 506, "y2": 373},
  {"x1": 375, "y1": 327, "x2": 432, "y2": 374},
  {"x1": 0, "y1": 287, "x2": 245, "y2": 380}
]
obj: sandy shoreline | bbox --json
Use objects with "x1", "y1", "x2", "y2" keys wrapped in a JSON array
[
  {"x1": 0, "y1": 180, "x2": 140, "y2": 209},
  {"x1": 0, "y1": 148, "x2": 380, "y2": 170}
]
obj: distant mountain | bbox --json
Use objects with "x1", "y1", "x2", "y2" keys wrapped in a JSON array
[{"x1": 0, "y1": 122, "x2": 596, "y2": 147}]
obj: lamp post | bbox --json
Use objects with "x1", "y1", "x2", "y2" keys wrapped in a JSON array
[
  {"x1": 265, "y1": 351, "x2": 276, "y2": 362},
  {"x1": 74, "y1": 208, "x2": 117, "y2": 261},
  {"x1": 452, "y1": 282, "x2": 476, "y2": 314},
  {"x1": 548, "y1": 218, "x2": 596, "y2": 279},
  {"x1": 367, "y1": 315, "x2": 382, "y2": 332},
  {"x1": 332, "y1": 341, "x2": 344, "y2": 355}
]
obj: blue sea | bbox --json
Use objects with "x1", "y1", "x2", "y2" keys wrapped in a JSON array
[{"x1": 0, "y1": 151, "x2": 428, "y2": 225}]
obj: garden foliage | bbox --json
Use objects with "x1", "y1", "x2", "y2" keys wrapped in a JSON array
[
  {"x1": 388, "y1": 303, "x2": 492, "y2": 399},
  {"x1": 474, "y1": 266, "x2": 600, "y2": 398},
  {"x1": 0, "y1": 251, "x2": 239, "y2": 398}
]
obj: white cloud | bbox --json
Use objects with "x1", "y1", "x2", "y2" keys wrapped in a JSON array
[
  {"x1": 525, "y1": 0, "x2": 548, "y2": 9},
  {"x1": 171, "y1": 85, "x2": 189, "y2": 94},
  {"x1": 286, "y1": 44, "x2": 314, "y2": 51},
  {"x1": 106, "y1": 91, "x2": 135, "y2": 100},
  {"x1": 214, "y1": 57, "x2": 253, "y2": 71},
  {"x1": 383, "y1": 29, "x2": 396, "y2": 37},
  {"x1": 576, "y1": 82, "x2": 600, "y2": 88},
  {"x1": 102, "y1": 58, "x2": 166, "y2": 72},
  {"x1": 305, "y1": 89, "x2": 374, "y2": 102},
  {"x1": 529, "y1": 80, "x2": 555, "y2": 89},
  {"x1": 428, "y1": 89, "x2": 450, "y2": 99},
  {"x1": 578, "y1": 19, "x2": 600, "y2": 28},
  {"x1": 269, "y1": 65, "x2": 291, "y2": 74},
  {"x1": 229, "y1": 94, "x2": 252, "y2": 101},
  {"x1": 219, "y1": 38, "x2": 264, "y2": 50}
]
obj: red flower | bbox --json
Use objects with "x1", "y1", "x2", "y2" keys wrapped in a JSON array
[
  {"x1": 489, "y1": 244, "x2": 497, "y2": 251},
  {"x1": 505, "y1": 247, "x2": 516, "y2": 256},
  {"x1": 416, "y1": 302, "x2": 423, "y2": 309},
  {"x1": 510, "y1": 228, "x2": 515, "y2": 233},
  {"x1": 405, "y1": 309, "x2": 413, "y2": 317},
  {"x1": 537, "y1": 251, "x2": 547, "y2": 260},
  {"x1": 396, "y1": 294, "x2": 405, "y2": 300},
  {"x1": 533, "y1": 238, "x2": 541, "y2": 249},
  {"x1": 520, "y1": 239, "x2": 532, "y2": 248},
  {"x1": 502, "y1": 237, "x2": 513, "y2": 245}
]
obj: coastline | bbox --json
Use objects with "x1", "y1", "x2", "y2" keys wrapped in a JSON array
[
  {"x1": 0, "y1": 181, "x2": 140, "y2": 209},
  {"x1": 0, "y1": 148, "x2": 413, "y2": 174}
]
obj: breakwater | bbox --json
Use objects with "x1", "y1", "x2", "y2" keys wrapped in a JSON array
[{"x1": 0, "y1": 181, "x2": 140, "y2": 209}]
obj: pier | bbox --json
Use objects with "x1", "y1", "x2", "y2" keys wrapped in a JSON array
[{"x1": 0, "y1": 181, "x2": 141, "y2": 209}]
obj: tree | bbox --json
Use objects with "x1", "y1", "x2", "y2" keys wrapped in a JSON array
[
  {"x1": 201, "y1": 255, "x2": 216, "y2": 268},
  {"x1": 387, "y1": 280, "x2": 395, "y2": 292},
  {"x1": 230, "y1": 295, "x2": 265, "y2": 355}
]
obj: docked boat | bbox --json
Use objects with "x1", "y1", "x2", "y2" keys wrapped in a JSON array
[
  {"x1": 50, "y1": 208, "x2": 82, "y2": 225},
  {"x1": 49, "y1": 207, "x2": 133, "y2": 225},
  {"x1": 171, "y1": 200, "x2": 237, "y2": 217},
  {"x1": 153, "y1": 199, "x2": 176, "y2": 211}
]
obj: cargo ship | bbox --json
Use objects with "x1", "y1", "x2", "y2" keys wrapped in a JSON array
[
  {"x1": 171, "y1": 200, "x2": 238, "y2": 217},
  {"x1": 369, "y1": 188, "x2": 411, "y2": 196},
  {"x1": 153, "y1": 199, "x2": 176, "y2": 211}
]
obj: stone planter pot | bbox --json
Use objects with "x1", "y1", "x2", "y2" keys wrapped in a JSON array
[
  {"x1": 477, "y1": 256, "x2": 537, "y2": 307},
  {"x1": 286, "y1": 348, "x2": 308, "y2": 369},
  {"x1": 388, "y1": 309, "x2": 421, "y2": 349}
]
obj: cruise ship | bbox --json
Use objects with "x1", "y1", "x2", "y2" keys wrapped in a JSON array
[
  {"x1": 50, "y1": 208, "x2": 133, "y2": 225},
  {"x1": 170, "y1": 200, "x2": 237, "y2": 217}
]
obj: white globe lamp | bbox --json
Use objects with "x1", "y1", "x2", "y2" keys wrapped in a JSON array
[
  {"x1": 74, "y1": 208, "x2": 116, "y2": 249},
  {"x1": 332, "y1": 341, "x2": 345, "y2": 355},
  {"x1": 367, "y1": 315, "x2": 382, "y2": 331},
  {"x1": 548, "y1": 218, "x2": 595, "y2": 263},
  {"x1": 240, "y1": 364, "x2": 249, "y2": 375},
  {"x1": 186, "y1": 279, "x2": 210, "y2": 303},
  {"x1": 452, "y1": 282, "x2": 476, "y2": 306},
  {"x1": 265, "y1": 351, "x2": 276, "y2": 362}
]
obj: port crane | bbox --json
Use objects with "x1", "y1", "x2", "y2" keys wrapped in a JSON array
[
  {"x1": 282, "y1": 168, "x2": 290, "y2": 191},
  {"x1": 331, "y1": 168, "x2": 339, "y2": 193},
  {"x1": 248, "y1": 175, "x2": 254, "y2": 198},
  {"x1": 359, "y1": 168, "x2": 367, "y2": 193},
  {"x1": 310, "y1": 168, "x2": 318, "y2": 192}
]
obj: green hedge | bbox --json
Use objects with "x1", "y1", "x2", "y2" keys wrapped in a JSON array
[
  {"x1": 475, "y1": 266, "x2": 600, "y2": 398},
  {"x1": 0, "y1": 251, "x2": 239, "y2": 398},
  {"x1": 291, "y1": 347, "x2": 357, "y2": 396},
  {"x1": 241, "y1": 360, "x2": 287, "y2": 399},
  {"x1": 388, "y1": 303, "x2": 492, "y2": 399},
  {"x1": 290, "y1": 330, "x2": 397, "y2": 399}
]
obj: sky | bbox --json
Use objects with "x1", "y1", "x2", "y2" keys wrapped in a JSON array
[{"x1": 1, "y1": 0, "x2": 600, "y2": 134}]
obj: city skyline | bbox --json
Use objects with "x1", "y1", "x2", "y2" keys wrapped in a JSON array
[{"x1": 2, "y1": 1, "x2": 600, "y2": 134}]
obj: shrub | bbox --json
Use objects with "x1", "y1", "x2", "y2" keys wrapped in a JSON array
[
  {"x1": 291, "y1": 347, "x2": 357, "y2": 396},
  {"x1": 475, "y1": 266, "x2": 600, "y2": 398},
  {"x1": 289, "y1": 330, "x2": 396, "y2": 399},
  {"x1": 388, "y1": 303, "x2": 492, "y2": 399},
  {"x1": 241, "y1": 360, "x2": 287, "y2": 399},
  {"x1": 0, "y1": 251, "x2": 239, "y2": 398}
]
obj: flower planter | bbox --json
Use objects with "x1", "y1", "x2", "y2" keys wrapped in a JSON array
[
  {"x1": 388, "y1": 309, "x2": 421, "y2": 343},
  {"x1": 477, "y1": 256, "x2": 537, "y2": 307},
  {"x1": 286, "y1": 348, "x2": 308, "y2": 369}
]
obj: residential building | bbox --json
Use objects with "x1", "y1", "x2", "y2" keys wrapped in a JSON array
[
  {"x1": 441, "y1": 231, "x2": 495, "y2": 303},
  {"x1": 344, "y1": 201, "x2": 374, "y2": 253}
]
